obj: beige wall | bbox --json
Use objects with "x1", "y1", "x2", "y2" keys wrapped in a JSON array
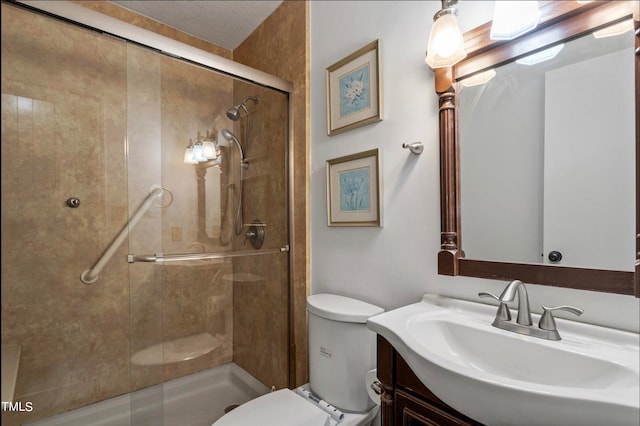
[
  {"x1": 79, "y1": 0, "x2": 311, "y2": 390},
  {"x1": 233, "y1": 0, "x2": 310, "y2": 388},
  {"x1": 0, "y1": 1, "x2": 303, "y2": 424},
  {"x1": 74, "y1": 0, "x2": 232, "y2": 59},
  {"x1": 2, "y1": 5, "x2": 130, "y2": 423},
  {"x1": 226, "y1": 82, "x2": 291, "y2": 389}
]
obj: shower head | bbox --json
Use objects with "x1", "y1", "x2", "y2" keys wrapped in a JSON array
[
  {"x1": 221, "y1": 128, "x2": 245, "y2": 161},
  {"x1": 226, "y1": 95, "x2": 259, "y2": 121},
  {"x1": 225, "y1": 106, "x2": 243, "y2": 121}
]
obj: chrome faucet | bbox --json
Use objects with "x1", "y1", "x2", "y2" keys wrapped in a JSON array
[
  {"x1": 498, "y1": 279, "x2": 532, "y2": 326},
  {"x1": 479, "y1": 280, "x2": 583, "y2": 341}
]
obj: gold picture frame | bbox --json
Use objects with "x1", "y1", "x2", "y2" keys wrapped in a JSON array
[
  {"x1": 326, "y1": 149, "x2": 382, "y2": 227},
  {"x1": 326, "y1": 40, "x2": 383, "y2": 136}
]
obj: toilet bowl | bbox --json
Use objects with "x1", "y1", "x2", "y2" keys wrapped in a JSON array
[
  {"x1": 213, "y1": 385, "x2": 379, "y2": 426},
  {"x1": 212, "y1": 294, "x2": 384, "y2": 426}
]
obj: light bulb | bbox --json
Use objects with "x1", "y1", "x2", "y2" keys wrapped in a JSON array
[
  {"x1": 593, "y1": 20, "x2": 633, "y2": 39},
  {"x1": 516, "y1": 44, "x2": 564, "y2": 65},
  {"x1": 201, "y1": 141, "x2": 217, "y2": 160},
  {"x1": 426, "y1": 13, "x2": 467, "y2": 68},
  {"x1": 490, "y1": 1, "x2": 541, "y2": 41},
  {"x1": 184, "y1": 146, "x2": 197, "y2": 164},
  {"x1": 191, "y1": 144, "x2": 207, "y2": 163},
  {"x1": 462, "y1": 69, "x2": 496, "y2": 87}
]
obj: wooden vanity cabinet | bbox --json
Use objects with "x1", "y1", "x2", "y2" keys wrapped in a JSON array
[{"x1": 377, "y1": 336, "x2": 484, "y2": 426}]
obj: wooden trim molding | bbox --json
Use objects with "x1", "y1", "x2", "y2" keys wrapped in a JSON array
[
  {"x1": 377, "y1": 335, "x2": 395, "y2": 425},
  {"x1": 377, "y1": 336, "x2": 484, "y2": 426}
]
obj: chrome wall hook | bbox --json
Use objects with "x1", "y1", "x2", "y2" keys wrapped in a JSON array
[{"x1": 402, "y1": 142, "x2": 423, "y2": 155}]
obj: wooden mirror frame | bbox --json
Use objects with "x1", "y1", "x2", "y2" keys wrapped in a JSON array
[{"x1": 436, "y1": 0, "x2": 640, "y2": 297}]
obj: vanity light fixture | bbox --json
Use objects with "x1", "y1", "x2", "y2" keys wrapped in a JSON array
[
  {"x1": 593, "y1": 20, "x2": 634, "y2": 39},
  {"x1": 183, "y1": 131, "x2": 218, "y2": 164},
  {"x1": 515, "y1": 44, "x2": 564, "y2": 66},
  {"x1": 490, "y1": 1, "x2": 541, "y2": 41},
  {"x1": 461, "y1": 69, "x2": 496, "y2": 87},
  {"x1": 184, "y1": 140, "x2": 197, "y2": 164},
  {"x1": 425, "y1": 0, "x2": 467, "y2": 69}
]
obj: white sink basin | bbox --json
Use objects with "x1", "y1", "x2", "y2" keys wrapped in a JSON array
[{"x1": 367, "y1": 295, "x2": 640, "y2": 426}]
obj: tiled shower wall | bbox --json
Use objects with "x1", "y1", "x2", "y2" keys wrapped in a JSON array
[
  {"x1": 2, "y1": 5, "x2": 132, "y2": 423},
  {"x1": 82, "y1": 0, "x2": 310, "y2": 392},
  {"x1": 0, "y1": 3, "x2": 259, "y2": 424},
  {"x1": 233, "y1": 0, "x2": 310, "y2": 388}
]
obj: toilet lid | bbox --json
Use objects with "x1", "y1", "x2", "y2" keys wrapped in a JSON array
[{"x1": 212, "y1": 389, "x2": 331, "y2": 426}]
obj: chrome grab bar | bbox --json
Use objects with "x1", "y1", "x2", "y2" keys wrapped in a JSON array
[
  {"x1": 81, "y1": 186, "x2": 170, "y2": 285},
  {"x1": 127, "y1": 245, "x2": 289, "y2": 263}
]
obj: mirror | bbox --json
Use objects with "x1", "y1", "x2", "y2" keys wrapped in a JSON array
[
  {"x1": 435, "y1": 1, "x2": 639, "y2": 295},
  {"x1": 196, "y1": 160, "x2": 223, "y2": 245},
  {"x1": 459, "y1": 17, "x2": 635, "y2": 272}
]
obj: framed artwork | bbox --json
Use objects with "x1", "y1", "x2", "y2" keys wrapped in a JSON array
[
  {"x1": 326, "y1": 149, "x2": 382, "y2": 227},
  {"x1": 326, "y1": 40, "x2": 383, "y2": 136}
]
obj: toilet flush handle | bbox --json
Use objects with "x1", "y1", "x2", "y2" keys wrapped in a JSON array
[{"x1": 370, "y1": 380, "x2": 383, "y2": 395}]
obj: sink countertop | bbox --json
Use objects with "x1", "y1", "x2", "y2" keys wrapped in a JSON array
[{"x1": 367, "y1": 294, "x2": 640, "y2": 426}]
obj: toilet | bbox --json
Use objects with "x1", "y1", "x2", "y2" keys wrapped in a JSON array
[{"x1": 213, "y1": 293, "x2": 384, "y2": 426}]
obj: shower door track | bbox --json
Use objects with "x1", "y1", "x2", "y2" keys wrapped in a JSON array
[{"x1": 128, "y1": 246, "x2": 289, "y2": 263}]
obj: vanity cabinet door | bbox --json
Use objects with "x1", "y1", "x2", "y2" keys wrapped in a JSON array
[
  {"x1": 395, "y1": 389, "x2": 476, "y2": 426},
  {"x1": 378, "y1": 335, "x2": 484, "y2": 426}
]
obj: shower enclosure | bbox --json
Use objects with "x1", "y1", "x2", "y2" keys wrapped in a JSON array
[{"x1": 1, "y1": 2, "x2": 293, "y2": 425}]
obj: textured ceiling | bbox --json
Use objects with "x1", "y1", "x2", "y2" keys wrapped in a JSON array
[{"x1": 110, "y1": 0, "x2": 284, "y2": 50}]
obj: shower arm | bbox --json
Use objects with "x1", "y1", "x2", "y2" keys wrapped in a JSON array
[{"x1": 228, "y1": 96, "x2": 258, "y2": 151}]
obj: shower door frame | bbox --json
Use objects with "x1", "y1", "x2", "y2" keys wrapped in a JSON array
[{"x1": 17, "y1": 0, "x2": 298, "y2": 387}]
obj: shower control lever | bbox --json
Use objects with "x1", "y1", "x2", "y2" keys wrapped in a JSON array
[{"x1": 245, "y1": 220, "x2": 265, "y2": 249}]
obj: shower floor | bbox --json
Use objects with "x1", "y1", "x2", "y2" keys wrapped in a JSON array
[{"x1": 27, "y1": 363, "x2": 269, "y2": 426}]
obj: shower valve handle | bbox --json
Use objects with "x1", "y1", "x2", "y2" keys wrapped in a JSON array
[
  {"x1": 244, "y1": 220, "x2": 265, "y2": 249},
  {"x1": 244, "y1": 230, "x2": 256, "y2": 245}
]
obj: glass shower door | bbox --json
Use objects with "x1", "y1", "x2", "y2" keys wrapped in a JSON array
[
  {"x1": 124, "y1": 44, "x2": 291, "y2": 424},
  {"x1": 1, "y1": 2, "x2": 291, "y2": 425}
]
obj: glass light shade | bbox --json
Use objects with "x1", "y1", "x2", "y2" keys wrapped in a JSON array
[
  {"x1": 191, "y1": 144, "x2": 208, "y2": 162},
  {"x1": 593, "y1": 20, "x2": 633, "y2": 39},
  {"x1": 462, "y1": 69, "x2": 496, "y2": 87},
  {"x1": 183, "y1": 146, "x2": 197, "y2": 164},
  {"x1": 515, "y1": 44, "x2": 564, "y2": 65},
  {"x1": 426, "y1": 13, "x2": 467, "y2": 68},
  {"x1": 201, "y1": 141, "x2": 217, "y2": 159},
  {"x1": 490, "y1": 1, "x2": 541, "y2": 40}
]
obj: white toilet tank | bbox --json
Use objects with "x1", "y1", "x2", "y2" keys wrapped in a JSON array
[{"x1": 307, "y1": 294, "x2": 384, "y2": 413}]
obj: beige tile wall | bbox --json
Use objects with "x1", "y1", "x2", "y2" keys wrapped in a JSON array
[
  {"x1": 1, "y1": 4, "x2": 131, "y2": 423},
  {"x1": 228, "y1": 84, "x2": 290, "y2": 389},
  {"x1": 233, "y1": 0, "x2": 310, "y2": 388},
  {"x1": 1, "y1": 1, "x2": 309, "y2": 424}
]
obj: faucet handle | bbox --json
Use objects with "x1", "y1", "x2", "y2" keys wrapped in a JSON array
[
  {"x1": 479, "y1": 292, "x2": 511, "y2": 321},
  {"x1": 539, "y1": 305, "x2": 584, "y2": 331},
  {"x1": 478, "y1": 292, "x2": 499, "y2": 301}
]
